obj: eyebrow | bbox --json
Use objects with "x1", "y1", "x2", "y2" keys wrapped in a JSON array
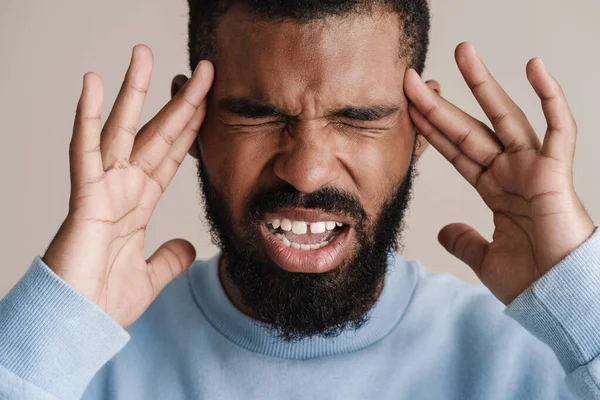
[
  {"x1": 219, "y1": 98, "x2": 288, "y2": 119},
  {"x1": 219, "y1": 97, "x2": 400, "y2": 122},
  {"x1": 330, "y1": 106, "x2": 400, "y2": 121}
]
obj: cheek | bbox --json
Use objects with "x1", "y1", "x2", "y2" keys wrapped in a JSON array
[
  {"x1": 198, "y1": 117, "x2": 278, "y2": 224},
  {"x1": 340, "y1": 116, "x2": 415, "y2": 219}
]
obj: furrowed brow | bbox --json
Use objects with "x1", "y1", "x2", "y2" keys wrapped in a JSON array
[
  {"x1": 331, "y1": 106, "x2": 400, "y2": 122},
  {"x1": 219, "y1": 97, "x2": 288, "y2": 119}
]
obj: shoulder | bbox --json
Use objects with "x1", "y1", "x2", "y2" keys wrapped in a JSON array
[
  {"x1": 404, "y1": 259, "x2": 534, "y2": 342},
  {"x1": 406, "y1": 259, "x2": 503, "y2": 320},
  {"x1": 404, "y1": 259, "x2": 567, "y2": 380},
  {"x1": 391, "y1": 259, "x2": 570, "y2": 397},
  {"x1": 399, "y1": 258, "x2": 558, "y2": 358}
]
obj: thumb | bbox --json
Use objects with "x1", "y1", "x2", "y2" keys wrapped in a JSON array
[
  {"x1": 147, "y1": 239, "x2": 196, "y2": 299},
  {"x1": 438, "y1": 223, "x2": 489, "y2": 277}
]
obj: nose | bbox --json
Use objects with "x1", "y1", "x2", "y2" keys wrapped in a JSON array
[{"x1": 273, "y1": 122, "x2": 341, "y2": 194}]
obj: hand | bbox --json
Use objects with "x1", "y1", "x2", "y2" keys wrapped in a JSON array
[
  {"x1": 42, "y1": 45, "x2": 214, "y2": 328},
  {"x1": 404, "y1": 42, "x2": 595, "y2": 304}
]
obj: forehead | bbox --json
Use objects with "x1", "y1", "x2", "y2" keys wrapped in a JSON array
[{"x1": 213, "y1": 6, "x2": 407, "y2": 113}]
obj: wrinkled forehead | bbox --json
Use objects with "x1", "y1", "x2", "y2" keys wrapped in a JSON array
[{"x1": 212, "y1": 5, "x2": 407, "y2": 113}]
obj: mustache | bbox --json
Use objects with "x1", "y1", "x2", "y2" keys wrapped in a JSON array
[{"x1": 247, "y1": 184, "x2": 367, "y2": 224}]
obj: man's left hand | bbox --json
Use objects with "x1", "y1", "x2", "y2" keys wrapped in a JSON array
[{"x1": 404, "y1": 42, "x2": 595, "y2": 304}]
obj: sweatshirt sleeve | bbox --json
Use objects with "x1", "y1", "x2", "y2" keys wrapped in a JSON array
[
  {"x1": 506, "y1": 227, "x2": 600, "y2": 399},
  {"x1": 0, "y1": 257, "x2": 130, "y2": 400}
]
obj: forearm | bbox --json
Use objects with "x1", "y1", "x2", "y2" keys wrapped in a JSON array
[
  {"x1": 506, "y1": 227, "x2": 600, "y2": 399},
  {"x1": 0, "y1": 257, "x2": 129, "y2": 400}
]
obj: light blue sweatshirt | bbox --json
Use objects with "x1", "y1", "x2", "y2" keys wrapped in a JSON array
[{"x1": 2, "y1": 229, "x2": 600, "y2": 399}]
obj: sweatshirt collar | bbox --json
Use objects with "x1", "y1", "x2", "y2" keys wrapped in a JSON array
[{"x1": 187, "y1": 253, "x2": 417, "y2": 360}]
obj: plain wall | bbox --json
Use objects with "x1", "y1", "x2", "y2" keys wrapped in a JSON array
[{"x1": 1, "y1": 0, "x2": 599, "y2": 297}]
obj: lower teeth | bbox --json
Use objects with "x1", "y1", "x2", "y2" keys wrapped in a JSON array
[{"x1": 275, "y1": 233, "x2": 332, "y2": 250}]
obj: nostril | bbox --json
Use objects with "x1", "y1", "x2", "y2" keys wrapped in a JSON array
[{"x1": 273, "y1": 141, "x2": 341, "y2": 194}]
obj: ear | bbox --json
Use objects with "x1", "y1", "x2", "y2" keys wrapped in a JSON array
[
  {"x1": 413, "y1": 79, "x2": 442, "y2": 162},
  {"x1": 171, "y1": 74, "x2": 200, "y2": 159}
]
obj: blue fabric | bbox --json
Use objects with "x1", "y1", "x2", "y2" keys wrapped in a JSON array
[{"x1": 0, "y1": 229, "x2": 599, "y2": 399}]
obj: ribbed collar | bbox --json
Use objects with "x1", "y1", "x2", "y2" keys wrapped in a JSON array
[{"x1": 187, "y1": 253, "x2": 418, "y2": 360}]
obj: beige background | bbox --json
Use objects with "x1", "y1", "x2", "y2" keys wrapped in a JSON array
[{"x1": 1, "y1": 0, "x2": 599, "y2": 298}]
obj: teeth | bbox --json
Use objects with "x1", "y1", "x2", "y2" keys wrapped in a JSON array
[
  {"x1": 272, "y1": 230, "x2": 334, "y2": 251},
  {"x1": 291, "y1": 221, "x2": 308, "y2": 235},
  {"x1": 280, "y1": 219, "x2": 292, "y2": 231},
  {"x1": 268, "y1": 218, "x2": 344, "y2": 235},
  {"x1": 310, "y1": 222, "x2": 326, "y2": 234}
]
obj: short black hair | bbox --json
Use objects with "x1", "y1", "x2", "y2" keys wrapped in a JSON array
[{"x1": 187, "y1": 0, "x2": 430, "y2": 75}]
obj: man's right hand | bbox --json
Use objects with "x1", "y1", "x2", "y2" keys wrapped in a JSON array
[{"x1": 42, "y1": 45, "x2": 214, "y2": 329}]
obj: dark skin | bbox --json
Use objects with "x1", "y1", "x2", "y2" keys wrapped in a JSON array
[
  {"x1": 173, "y1": 7, "x2": 430, "y2": 311},
  {"x1": 172, "y1": 7, "x2": 595, "y2": 312},
  {"x1": 41, "y1": 6, "x2": 593, "y2": 329}
]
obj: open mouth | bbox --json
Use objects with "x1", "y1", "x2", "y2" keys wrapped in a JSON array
[
  {"x1": 258, "y1": 210, "x2": 354, "y2": 273},
  {"x1": 266, "y1": 219, "x2": 345, "y2": 250}
]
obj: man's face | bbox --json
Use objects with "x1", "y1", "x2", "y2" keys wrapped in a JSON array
[{"x1": 188, "y1": 6, "x2": 425, "y2": 339}]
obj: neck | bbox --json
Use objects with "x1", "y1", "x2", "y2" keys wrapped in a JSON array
[{"x1": 218, "y1": 256, "x2": 257, "y2": 319}]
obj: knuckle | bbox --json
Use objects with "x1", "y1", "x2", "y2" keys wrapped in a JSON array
[
  {"x1": 423, "y1": 101, "x2": 439, "y2": 118},
  {"x1": 156, "y1": 128, "x2": 175, "y2": 146},
  {"x1": 454, "y1": 127, "x2": 473, "y2": 147},
  {"x1": 504, "y1": 138, "x2": 527, "y2": 154},
  {"x1": 468, "y1": 78, "x2": 487, "y2": 93},
  {"x1": 490, "y1": 111, "x2": 509, "y2": 127},
  {"x1": 84, "y1": 144, "x2": 102, "y2": 154},
  {"x1": 453, "y1": 229, "x2": 472, "y2": 259},
  {"x1": 117, "y1": 124, "x2": 137, "y2": 137},
  {"x1": 166, "y1": 155, "x2": 182, "y2": 168},
  {"x1": 450, "y1": 152, "x2": 463, "y2": 166},
  {"x1": 81, "y1": 114, "x2": 102, "y2": 121},
  {"x1": 110, "y1": 157, "x2": 130, "y2": 170},
  {"x1": 181, "y1": 95, "x2": 201, "y2": 110},
  {"x1": 126, "y1": 82, "x2": 148, "y2": 95},
  {"x1": 130, "y1": 158, "x2": 154, "y2": 175},
  {"x1": 147, "y1": 169, "x2": 167, "y2": 193},
  {"x1": 481, "y1": 151, "x2": 500, "y2": 168},
  {"x1": 473, "y1": 169, "x2": 485, "y2": 188}
]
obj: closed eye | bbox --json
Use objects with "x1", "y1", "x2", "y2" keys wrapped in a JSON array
[
  {"x1": 331, "y1": 121, "x2": 390, "y2": 132},
  {"x1": 223, "y1": 120, "x2": 286, "y2": 129}
]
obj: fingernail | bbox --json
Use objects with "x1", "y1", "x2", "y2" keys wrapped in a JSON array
[
  {"x1": 194, "y1": 61, "x2": 203, "y2": 76},
  {"x1": 537, "y1": 58, "x2": 547, "y2": 71},
  {"x1": 131, "y1": 45, "x2": 139, "y2": 62}
]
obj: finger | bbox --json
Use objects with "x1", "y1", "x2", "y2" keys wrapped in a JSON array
[
  {"x1": 70, "y1": 72, "x2": 104, "y2": 187},
  {"x1": 151, "y1": 99, "x2": 207, "y2": 191},
  {"x1": 146, "y1": 239, "x2": 196, "y2": 300},
  {"x1": 100, "y1": 45, "x2": 153, "y2": 169},
  {"x1": 409, "y1": 104, "x2": 484, "y2": 187},
  {"x1": 455, "y1": 42, "x2": 541, "y2": 152},
  {"x1": 404, "y1": 68, "x2": 503, "y2": 168},
  {"x1": 438, "y1": 223, "x2": 489, "y2": 277},
  {"x1": 526, "y1": 58, "x2": 577, "y2": 163},
  {"x1": 130, "y1": 60, "x2": 214, "y2": 175},
  {"x1": 425, "y1": 79, "x2": 440, "y2": 94}
]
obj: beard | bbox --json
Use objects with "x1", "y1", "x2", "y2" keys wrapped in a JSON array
[{"x1": 196, "y1": 154, "x2": 416, "y2": 341}]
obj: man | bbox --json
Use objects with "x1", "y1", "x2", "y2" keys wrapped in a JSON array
[{"x1": 0, "y1": 0, "x2": 598, "y2": 398}]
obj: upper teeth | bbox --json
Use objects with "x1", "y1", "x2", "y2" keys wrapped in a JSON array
[{"x1": 268, "y1": 219, "x2": 343, "y2": 234}]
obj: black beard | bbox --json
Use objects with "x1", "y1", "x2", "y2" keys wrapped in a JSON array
[{"x1": 196, "y1": 156, "x2": 416, "y2": 342}]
